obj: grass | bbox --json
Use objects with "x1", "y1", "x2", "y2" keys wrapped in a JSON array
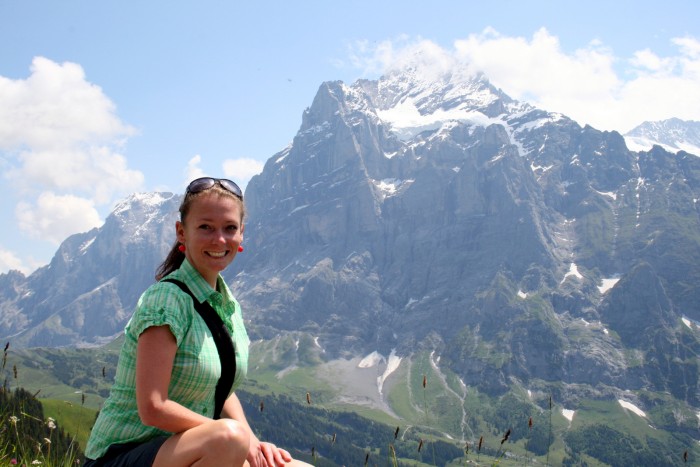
[
  {"x1": 41, "y1": 399, "x2": 97, "y2": 451},
  {"x1": 1, "y1": 391, "x2": 84, "y2": 466},
  {"x1": 246, "y1": 343, "x2": 700, "y2": 466},
  {"x1": 4, "y1": 337, "x2": 700, "y2": 466}
]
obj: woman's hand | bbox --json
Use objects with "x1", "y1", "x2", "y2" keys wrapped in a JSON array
[
  {"x1": 222, "y1": 394, "x2": 293, "y2": 466},
  {"x1": 247, "y1": 433, "x2": 293, "y2": 467}
]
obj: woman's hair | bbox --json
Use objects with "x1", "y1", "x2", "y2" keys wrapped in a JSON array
[{"x1": 155, "y1": 184, "x2": 246, "y2": 281}]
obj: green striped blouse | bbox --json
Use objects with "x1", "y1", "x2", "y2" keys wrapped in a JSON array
[{"x1": 85, "y1": 259, "x2": 250, "y2": 460}]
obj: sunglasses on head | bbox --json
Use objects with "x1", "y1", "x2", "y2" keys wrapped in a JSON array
[{"x1": 185, "y1": 177, "x2": 243, "y2": 199}]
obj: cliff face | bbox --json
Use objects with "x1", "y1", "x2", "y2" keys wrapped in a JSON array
[
  {"x1": 234, "y1": 70, "x2": 700, "y2": 402},
  {"x1": 3, "y1": 68, "x2": 700, "y2": 406}
]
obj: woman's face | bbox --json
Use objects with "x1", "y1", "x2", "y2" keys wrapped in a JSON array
[{"x1": 176, "y1": 192, "x2": 244, "y2": 288}]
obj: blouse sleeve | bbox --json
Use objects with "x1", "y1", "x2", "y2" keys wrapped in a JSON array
[{"x1": 126, "y1": 282, "x2": 192, "y2": 346}]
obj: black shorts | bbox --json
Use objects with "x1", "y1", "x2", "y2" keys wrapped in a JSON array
[{"x1": 84, "y1": 436, "x2": 168, "y2": 467}]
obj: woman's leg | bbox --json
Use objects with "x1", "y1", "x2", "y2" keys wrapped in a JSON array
[
  {"x1": 241, "y1": 459, "x2": 314, "y2": 467},
  {"x1": 282, "y1": 460, "x2": 314, "y2": 467},
  {"x1": 153, "y1": 419, "x2": 249, "y2": 467}
]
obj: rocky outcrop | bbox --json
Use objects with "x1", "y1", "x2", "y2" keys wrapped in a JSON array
[{"x1": 2, "y1": 67, "x2": 700, "y2": 407}]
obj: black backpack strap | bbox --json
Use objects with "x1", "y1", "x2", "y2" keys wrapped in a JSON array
[{"x1": 160, "y1": 278, "x2": 236, "y2": 419}]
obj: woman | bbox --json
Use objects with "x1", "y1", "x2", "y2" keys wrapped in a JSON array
[{"x1": 85, "y1": 177, "x2": 308, "y2": 467}]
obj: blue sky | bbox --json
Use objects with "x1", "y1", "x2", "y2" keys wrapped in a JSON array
[{"x1": 1, "y1": 0, "x2": 699, "y2": 274}]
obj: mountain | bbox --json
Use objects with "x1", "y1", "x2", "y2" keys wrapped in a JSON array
[
  {"x1": 3, "y1": 63, "x2": 700, "y2": 463},
  {"x1": 0, "y1": 192, "x2": 179, "y2": 347},
  {"x1": 233, "y1": 68, "x2": 700, "y2": 401},
  {"x1": 624, "y1": 117, "x2": 700, "y2": 155}
]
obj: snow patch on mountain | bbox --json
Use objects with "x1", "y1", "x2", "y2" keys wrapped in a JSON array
[
  {"x1": 562, "y1": 408, "x2": 575, "y2": 422},
  {"x1": 358, "y1": 351, "x2": 383, "y2": 368},
  {"x1": 682, "y1": 316, "x2": 700, "y2": 330},
  {"x1": 618, "y1": 399, "x2": 646, "y2": 418},
  {"x1": 598, "y1": 277, "x2": 620, "y2": 294},
  {"x1": 594, "y1": 189, "x2": 617, "y2": 201},
  {"x1": 377, "y1": 101, "x2": 499, "y2": 141},
  {"x1": 357, "y1": 350, "x2": 402, "y2": 397},
  {"x1": 378, "y1": 350, "x2": 402, "y2": 396},
  {"x1": 79, "y1": 237, "x2": 96, "y2": 254},
  {"x1": 372, "y1": 178, "x2": 414, "y2": 199},
  {"x1": 561, "y1": 263, "x2": 583, "y2": 283}
]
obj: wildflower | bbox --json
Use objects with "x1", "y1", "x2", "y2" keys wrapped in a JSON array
[
  {"x1": 44, "y1": 437, "x2": 51, "y2": 444},
  {"x1": 47, "y1": 417, "x2": 56, "y2": 430},
  {"x1": 32, "y1": 461, "x2": 42, "y2": 465},
  {"x1": 10, "y1": 459, "x2": 17, "y2": 465},
  {"x1": 9, "y1": 415, "x2": 19, "y2": 425}
]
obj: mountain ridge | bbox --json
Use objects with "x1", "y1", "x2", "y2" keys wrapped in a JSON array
[
  {"x1": 624, "y1": 117, "x2": 700, "y2": 155},
  {"x1": 2, "y1": 67, "x2": 700, "y2": 416}
]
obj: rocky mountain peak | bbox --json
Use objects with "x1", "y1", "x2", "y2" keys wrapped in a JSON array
[
  {"x1": 3, "y1": 67, "x2": 700, "y2": 413},
  {"x1": 624, "y1": 117, "x2": 700, "y2": 154}
]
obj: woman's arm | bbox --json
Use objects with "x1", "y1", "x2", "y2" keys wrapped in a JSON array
[
  {"x1": 221, "y1": 391, "x2": 251, "y2": 430},
  {"x1": 135, "y1": 325, "x2": 212, "y2": 432}
]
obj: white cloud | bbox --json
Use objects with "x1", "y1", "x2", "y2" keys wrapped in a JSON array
[
  {"x1": 16, "y1": 192, "x2": 102, "y2": 244},
  {"x1": 0, "y1": 247, "x2": 27, "y2": 274},
  {"x1": 180, "y1": 155, "x2": 262, "y2": 194},
  {"x1": 0, "y1": 57, "x2": 133, "y2": 150},
  {"x1": 346, "y1": 29, "x2": 700, "y2": 133},
  {"x1": 10, "y1": 145, "x2": 142, "y2": 204},
  {"x1": 0, "y1": 56, "x2": 144, "y2": 271},
  {"x1": 184, "y1": 154, "x2": 206, "y2": 186},
  {"x1": 455, "y1": 28, "x2": 620, "y2": 104},
  {"x1": 222, "y1": 157, "x2": 264, "y2": 192},
  {"x1": 631, "y1": 49, "x2": 670, "y2": 72},
  {"x1": 0, "y1": 57, "x2": 143, "y2": 200},
  {"x1": 346, "y1": 36, "x2": 410, "y2": 77}
]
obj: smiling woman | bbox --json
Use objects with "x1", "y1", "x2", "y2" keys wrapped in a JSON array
[{"x1": 83, "y1": 177, "x2": 311, "y2": 467}]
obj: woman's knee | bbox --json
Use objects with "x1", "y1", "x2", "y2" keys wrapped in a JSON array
[
  {"x1": 154, "y1": 420, "x2": 250, "y2": 467},
  {"x1": 207, "y1": 419, "x2": 249, "y2": 453}
]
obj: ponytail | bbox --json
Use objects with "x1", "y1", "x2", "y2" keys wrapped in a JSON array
[{"x1": 155, "y1": 242, "x2": 185, "y2": 281}]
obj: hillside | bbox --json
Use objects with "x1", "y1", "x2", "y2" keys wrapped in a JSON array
[{"x1": 3, "y1": 61, "x2": 700, "y2": 465}]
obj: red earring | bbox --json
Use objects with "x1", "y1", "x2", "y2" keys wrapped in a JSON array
[
  {"x1": 238, "y1": 245, "x2": 244, "y2": 253},
  {"x1": 178, "y1": 244, "x2": 186, "y2": 253}
]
